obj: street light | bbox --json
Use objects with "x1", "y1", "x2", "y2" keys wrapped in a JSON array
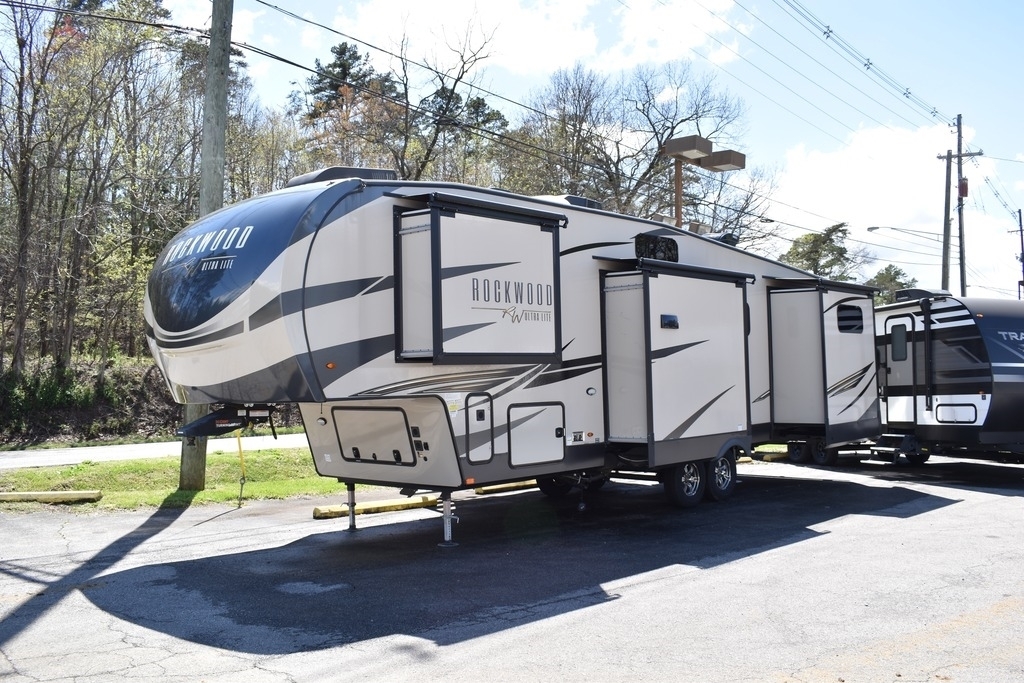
[
  {"x1": 867, "y1": 225, "x2": 950, "y2": 292},
  {"x1": 662, "y1": 134, "x2": 745, "y2": 230}
]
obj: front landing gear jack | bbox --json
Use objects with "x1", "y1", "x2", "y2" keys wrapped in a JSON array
[
  {"x1": 438, "y1": 491, "x2": 459, "y2": 548},
  {"x1": 345, "y1": 482, "x2": 357, "y2": 532}
]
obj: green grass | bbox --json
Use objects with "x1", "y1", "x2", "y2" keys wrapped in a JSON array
[
  {"x1": 0, "y1": 446, "x2": 354, "y2": 510},
  {"x1": 0, "y1": 425, "x2": 306, "y2": 451}
]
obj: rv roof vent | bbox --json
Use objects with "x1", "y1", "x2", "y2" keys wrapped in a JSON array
[
  {"x1": 706, "y1": 232, "x2": 740, "y2": 247},
  {"x1": 286, "y1": 166, "x2": 398, "y2": 188},
  {"x1": 532, "y1": 194, "x2": 603, "y2": 210},
  {"x1": 563, "y1": 195, "x2": 602, "y2": 210},
  {"x1": 894, "y1": 288, "x2": 951, "y2": 301}
]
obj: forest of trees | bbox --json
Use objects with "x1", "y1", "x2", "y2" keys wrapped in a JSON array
[{"x1": 0, "y1": 1, "x2": 905, "y2": 439}]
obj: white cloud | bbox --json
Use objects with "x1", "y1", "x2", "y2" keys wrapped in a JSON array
[
  {"x1": 161, "y1": 0, "x2": 210, "y2": 30},
  {"x1": 773, "y1": 124, "x2": 1022, "y2": 297}
]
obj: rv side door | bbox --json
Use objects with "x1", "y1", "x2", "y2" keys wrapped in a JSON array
[{"x1": 883, "y1": 315, "x2": 916, "y2": 425}]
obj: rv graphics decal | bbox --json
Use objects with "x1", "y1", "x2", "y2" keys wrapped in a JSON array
[
  {"x1": 827, "y1": 362, "x2": 876, "y2": 414},
  {"x1": 160, "y1": 225, "x2": 254, "y2": 269}
]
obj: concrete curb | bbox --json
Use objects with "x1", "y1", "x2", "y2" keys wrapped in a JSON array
[
  {"x1": 473, "y1": 480, "x2": 537, "y2": 495},
  {"x1": 313, "y1": 494, "x2": 439, "y2": 519},
  {"x1": 759, "y1": 452, "x2": 791, "y2": 462},
  {"x1": 0, "y1": 490, "x2": 103, "y2": 503}
]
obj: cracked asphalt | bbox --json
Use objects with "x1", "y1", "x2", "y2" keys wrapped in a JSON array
[{"x1": 2, "y1": 456, "x2": 1023, "y2": 682}]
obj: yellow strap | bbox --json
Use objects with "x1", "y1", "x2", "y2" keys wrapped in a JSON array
[{"x1": 236, "y1": 429, "x2": 247, "y2": 507}]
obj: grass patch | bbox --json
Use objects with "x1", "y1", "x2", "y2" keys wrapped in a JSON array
[{"x1": 0, "y1": 446, "x2": 356, "y2": 510}]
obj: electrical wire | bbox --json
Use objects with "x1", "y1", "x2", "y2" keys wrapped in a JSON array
[{"x1": 1, "y1": 0, "x2": 1017, "y2": 288}]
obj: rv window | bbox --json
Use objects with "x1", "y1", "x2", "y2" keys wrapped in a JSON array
[
  {"x1": 891, "y1": 324, "x2": 908, "y2": 361},
  {"x1": 836, "y1": 304, "x2": 863, "y2": 333},
  {"x1": 635, "y1": 234, "x2": 679, "y2": 262}
]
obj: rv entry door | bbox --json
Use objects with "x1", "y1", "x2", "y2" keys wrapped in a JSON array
[{"x1": 882, "y1": 314, "x2": 916, "y2": 425}]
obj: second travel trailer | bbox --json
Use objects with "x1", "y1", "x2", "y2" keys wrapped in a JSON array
[
  {"x1": 871, "y1": 289, "x2": 1024, "y2": 464},
  {"x1": 145, "y1": 167, "x2": 879, "y2": 541}
]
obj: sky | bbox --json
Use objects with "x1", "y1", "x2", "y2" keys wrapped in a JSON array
[{"x1": 162, "y1": 0, "x2": 1024, "y2": 299}]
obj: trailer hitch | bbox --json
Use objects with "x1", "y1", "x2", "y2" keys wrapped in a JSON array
[{"x1": 176, "y1": 403, "x2": 278, "y2": 437}]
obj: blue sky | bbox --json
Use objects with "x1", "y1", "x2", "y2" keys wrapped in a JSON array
[{"x1": 165, "y1": 0, "x2": 1024, "y2": 298}]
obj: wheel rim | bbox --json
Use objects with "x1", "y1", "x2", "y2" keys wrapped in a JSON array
[
  {"x1": 712, "y1": 457, "x2": 732, "y2": 490},
  {"x1": 680, "y1": 463, "x2": 701, "y2": 496}
]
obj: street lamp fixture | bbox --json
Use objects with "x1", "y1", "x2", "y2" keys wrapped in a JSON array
[
  {"x1": 866, "y1": 226, "x2": 942, "y2": 241},
  {"x1": 662, "y1": 134, "x2": 746, "y2": 229},
  {"x1": 867, "y1": 225, "x2": 950, "y2": 291}
]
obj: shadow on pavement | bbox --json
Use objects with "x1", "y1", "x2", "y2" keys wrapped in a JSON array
[
  {"x1": 81, "y1": 474, "x2": 957, "y2": 654},
  {"x1": 0, "y1": 490, "x2": 199, "y2": 650}
]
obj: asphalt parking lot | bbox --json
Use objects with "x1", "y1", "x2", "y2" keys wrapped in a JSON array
[{"x1": 2, "y1": 455, "x2": 1023, "y2": 682}]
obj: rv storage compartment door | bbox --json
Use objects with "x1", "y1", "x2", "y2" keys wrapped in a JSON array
[
  {"x1": 395, "y1": 196, "x2": 563, "y2": 364},
  {"x1": 301, "y1": 397, "x2": 463, "y2": 488},
  {"x1": 602, "y1": 265, "x2": 750, "y2": 467},
  {"x1": 509, "y1": 403, "x2": 565, "y2": 466}
]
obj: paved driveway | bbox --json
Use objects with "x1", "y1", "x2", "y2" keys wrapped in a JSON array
[{"x1": 1, "y1": 457, "x2": 1023, "y2": 682}]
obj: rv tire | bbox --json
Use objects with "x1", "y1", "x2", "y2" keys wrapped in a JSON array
[
  {"x1": 904, "y1": 451, "x2": 930, "y2": 466},
  {"x1": 810, "y1": 441, "x2": 838, "y2": 466},
  {"x1": 537, "y1": 476, "x2": 573, "y2": 498},
  {"x1": 664, "y1": 461, "x2": 706, "y2": 508},
  {"x1": 705, "y1": 449, "x2": 737, "y2": 501},
  {"x1": 788, "y1": 441, "x2": 811, "y2": 464}
]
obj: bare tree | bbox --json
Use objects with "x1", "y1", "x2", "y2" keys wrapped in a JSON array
[
  {"x1": 495, "y1": 61, "x2": 783, "y2": 249},
  {"x1": 0, "y1": 4, "x2": 59, "y2": 375}
]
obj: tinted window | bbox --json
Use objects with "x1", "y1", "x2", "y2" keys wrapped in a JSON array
[
  {"x1": 837, "y1": 304, "x2": 863, "y2": 333},
  {"x1": 148, "y1": 190, "x2": 315, "y2": 332},
  {"x1": 891, "y1": 323, "x2": 908, "y2": 361}
]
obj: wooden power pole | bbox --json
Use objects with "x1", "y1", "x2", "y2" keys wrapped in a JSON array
[
  {"x1": 938, "y1": 114, "x2": 982, "y2": 298},
  {"x1": 180, "y1": 0, "x2": 233, "y2": 492}
]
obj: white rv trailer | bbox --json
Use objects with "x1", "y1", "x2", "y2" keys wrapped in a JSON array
[
  {"x1": 145, "y1": 167, "x2": 879, "y2": 540},
  {"x1": 870, "y1": 289, "x2": 1024, "y2": 464}
]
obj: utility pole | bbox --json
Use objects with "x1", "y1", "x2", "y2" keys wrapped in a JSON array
[
  {"x1": 941, "y1": 150, "x2": 952, "y2": 292},
  {"x1": 937, "y1": 114, "x2": 982, "y2": 297},
  {"x1": 1017, "y1": 209, "x2": 1024, "y2": 300},
  {"x1": 956, "y1": 114, "x2": 966, "y2": 297},
  {"x1": 180, "y1": 0, "x2": 233, "y2": 492}
]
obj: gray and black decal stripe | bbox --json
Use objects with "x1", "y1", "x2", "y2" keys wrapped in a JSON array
[
  {"x1": 828, "y1": 363, "x2": 875, "y2": 415},
  {"x1": 653, "y1": 340, "x2": 706, "y2": 359},
  {"x1": 441, "y1": 262, "x2": 518, "y2": 278},
  {"x1": 665, "y1": 387, "x2": 735, "y2": 439},
  {"x1": 155, "y1": 321, "x2": 244, "y2": 349},
  {"x1": 525, "y1": 355, "x2": 602, "y2": 388},
  {"x1": 559, "y1": 241, "x2": 630, "y2": 257},
  {"x1": 356, "y1": 367, "x2": 533, "y2": 396},
  {"x1": 313, "y1": 334, "x2": 396, "y2": 381},
  {"x1": 249, "y1": 275, "x2": 388, "y2": 331}
]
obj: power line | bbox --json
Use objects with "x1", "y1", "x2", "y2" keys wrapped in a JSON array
[
  {"x1": 714, "y1": 0, "x2": 918, "y2": 129},
  {"x1": 0, "y1": 0, "x2": 998, "y2": 274},
  {"x1": 773, "y1": 0, "x2": 952, "y2": 126}
]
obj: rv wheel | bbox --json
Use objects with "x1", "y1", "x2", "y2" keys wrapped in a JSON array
[
  {"x1": 788, "y1": 441, "x2": 811, "y2": 464},
  {"x1": 904, "y1": 451, "x2": 930, "y2": 467},
  {"x1": 664, "y1": 461, "x2": 706, "y2": 508},
  {"x1": 537, "y1": 477, "x2": 573, "y2": 498},
  {"x1": 810, "y1": 441, "x2": 838, "y2": 466},
  {"x1": 705, "y1": 449, "x2": 738, "y2": 501}
]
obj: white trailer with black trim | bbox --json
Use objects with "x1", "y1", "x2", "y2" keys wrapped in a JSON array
[
  {"x1": 145, "y1": 167, "x2": 879, "y2": 542},
  {"x1": 872, "y1": 289, "x2": 1024, "y2": 464}
]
